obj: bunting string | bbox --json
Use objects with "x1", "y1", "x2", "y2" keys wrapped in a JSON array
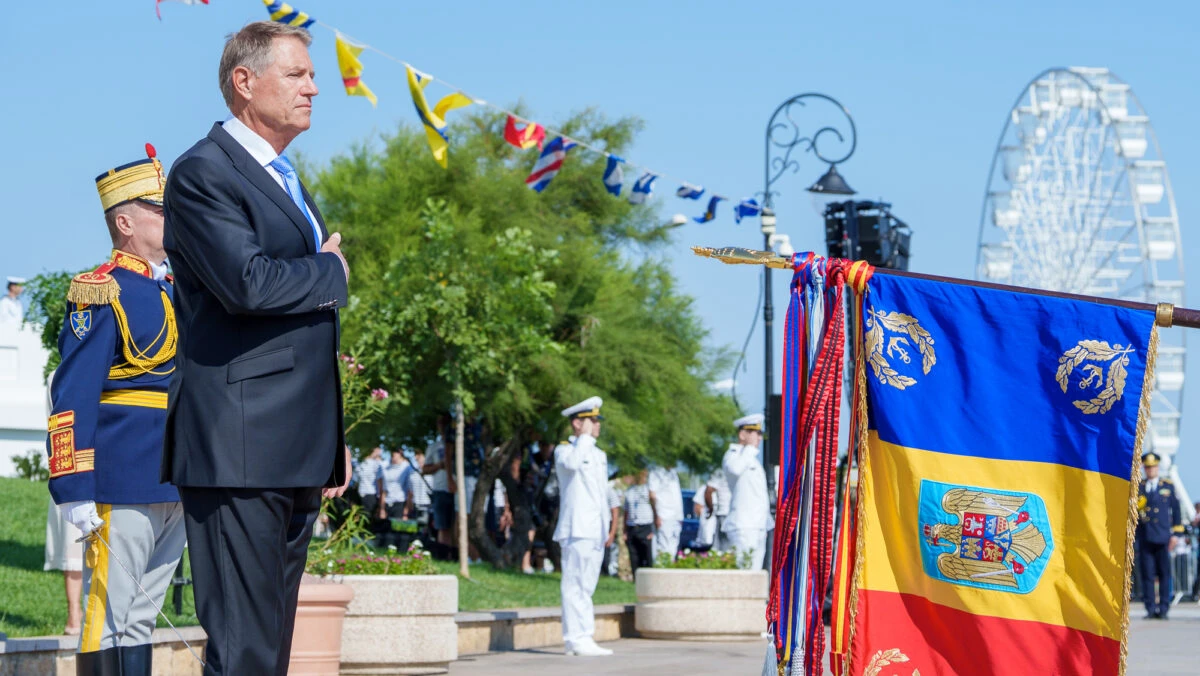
[{"x1": 161, "y1": 0, "x2": 765, "y2": 225}]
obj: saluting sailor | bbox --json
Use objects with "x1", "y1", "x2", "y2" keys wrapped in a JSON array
[
  {"x1": 722, "y1": 413, "x2": 771, "y2": 570},
  {"x1": 553, "y1": 396, "x2": 614, "y2": 657},
  {"x1": 1137, "y1": 451, "x2": 1183, "y2": 620},
  {"x1": 46, "y1": 145, "x2": 186, "y2": 675}
]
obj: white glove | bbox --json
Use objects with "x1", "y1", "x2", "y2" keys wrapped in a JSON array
[{"x1": 59, "y1": 500, "x2": 104, "y2": 537}]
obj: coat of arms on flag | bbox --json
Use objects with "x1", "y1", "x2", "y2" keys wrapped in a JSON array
[{"x1": 919, "y1": 480, "x2": 1053, "y2": 593}]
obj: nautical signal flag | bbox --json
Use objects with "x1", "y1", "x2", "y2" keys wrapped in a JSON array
[
  {"x1": 676, "y1": 182, "x2": 704, "y2": 199},
  {"x1": 335, "y1": 35, "x2": 376, "y2": 107},
  {"x1": 405, "y1": 66, "x2": 473, "y2": 169},
  {"x1": 629, "y1": 172, "x2": 657, "y2": 205},
  {"x1": 693, "y1": 195, "x2": 726, "y2": 223},
  {"x1": 156, "y1": 0, "x2": 208, "y2": 20},
  {"x1": 526, "y1": 137, "x2": 577, "y2": 192},
  {"x1": 734, "y1": 199, "x2": 762, "y2": 224},
  {"x1": 830, "y1": 272, "x2": 1158, "y2": 676},
  {"x1": 503, "y1": 115, "x2": 546, "y2": 150},
  {"x1": 602, "y1": 156, "x2": 624, "y2": 196},
  {"x1": 263, "y1": 0, "x2": 314, "y2": 29}
]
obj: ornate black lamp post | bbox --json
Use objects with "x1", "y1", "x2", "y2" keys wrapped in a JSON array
[{"x1": 761, "y1": 94, "x2": 856, "y2": 475}]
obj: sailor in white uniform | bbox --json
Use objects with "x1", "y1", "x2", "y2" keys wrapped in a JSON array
[
  {"x1": 722, "y1": 413, "x2": 771, "y2": 570},
  {"x1": 553, "y1": 396, "x2": 614, "y2": 657}
]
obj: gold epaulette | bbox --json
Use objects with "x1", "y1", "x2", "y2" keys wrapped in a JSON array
[{"x1": 67, "y1": 262, "x2": 120, "y2": 306}]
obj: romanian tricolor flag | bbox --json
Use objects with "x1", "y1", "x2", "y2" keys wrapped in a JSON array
[
  {"x1": 834, "y1": 272, "x2": 1157, "y2": 675},
  {"x1": 405, "y1": 66, "x2": 473, "y2": 169},
  {"x1": 335, "y1": 35, "x2": 377, "y2": 107}
]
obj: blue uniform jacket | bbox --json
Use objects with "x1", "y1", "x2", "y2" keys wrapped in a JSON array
[
  {"x1": 47, "y1": 251, "x2": 179, "y2": 505},
  {"x1": 1137, "y1": 478, "x2": 1183, "y2": 546}
]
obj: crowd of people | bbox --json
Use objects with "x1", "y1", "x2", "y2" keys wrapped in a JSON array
[{"x1": 335, "y1": 410, "x2": 774, "y2": 584}]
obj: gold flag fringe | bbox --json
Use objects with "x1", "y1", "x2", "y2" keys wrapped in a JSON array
[
  {"x1": 843, "y1": 287, "x2": 873, "y2": 672},
  {"x1": 1120, "y1": 325, "x2": 1159, "y2": 676}
]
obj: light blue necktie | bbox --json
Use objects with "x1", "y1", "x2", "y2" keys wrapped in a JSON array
[{"x1": 268, "y1": 154, "x2": 322, "y2": 250}]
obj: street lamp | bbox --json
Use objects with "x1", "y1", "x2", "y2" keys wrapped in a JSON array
[{"x1": 760, "y1": 93, "x2": 857, "y2": 476}]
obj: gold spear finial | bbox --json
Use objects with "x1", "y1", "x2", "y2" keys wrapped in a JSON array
[{"x1": 690, "y1": 245, "x2": 794, "y2": 270}]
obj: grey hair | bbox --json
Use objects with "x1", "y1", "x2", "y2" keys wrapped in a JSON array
[{"x1": 218, "y1": 21, "x2": 312, "y2": 107}]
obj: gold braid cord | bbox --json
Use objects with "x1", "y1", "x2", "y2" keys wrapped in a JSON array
[
  {"x1": 1120, "y1": 326, "x2": 1158, "y2": 676},
  {"x1": 108, "y1": 290, "x2": 178, "y2": 379}
]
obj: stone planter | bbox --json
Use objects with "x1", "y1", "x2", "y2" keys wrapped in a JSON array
[
  {"x1": 635, "y1": 568, "x2": 768, "y2": 641},
  {"x1": 339, "y1": 574, "x2": 459, "y2": 675},
  {"x1": 292, "y1": 578, "x2": 355, "y2": 675}
]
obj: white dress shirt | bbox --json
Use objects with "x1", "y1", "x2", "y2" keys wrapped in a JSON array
[
  {"x1": 553, "y1": 434, "x2": 611, "y2": 542},
  {"x1": 648, "y1": 467, "x2": 684, "y2": 523},
  {"x1": 221, "y1": 117, "x2": 319, "y2": 228},
  {"x1": 722, "y1": 443, "x2": 770, "y2": 533}
]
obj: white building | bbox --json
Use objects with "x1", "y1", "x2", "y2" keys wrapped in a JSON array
[{"x1": 0, "y1": 316, "x2": 49, "y2": 476}]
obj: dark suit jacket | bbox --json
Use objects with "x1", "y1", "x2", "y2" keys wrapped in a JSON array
[{"x1": 161, "y1": 122, "x2": 348, "y2": 489}]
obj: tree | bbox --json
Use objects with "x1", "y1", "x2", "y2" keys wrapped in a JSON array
[
  {"x1": 352, "y1": 198, "x2": 560, "y2": 575},
  {"x1": 309, "y1": 109, "x2": 739, "y2": 568}
]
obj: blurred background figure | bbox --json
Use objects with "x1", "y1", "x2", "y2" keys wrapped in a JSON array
[
  {"x1": 649, "y1": 464, "x2": 684, "y2": 562},
  {"x1": 624, "y1": 468, "x2": 655, "y2": 575},
  {"x1": 42, "y1": 368, "x2": 82, "y2": 636},
  {"x1": 0, "y1": 276, "x2": 24, "y2": 323}
]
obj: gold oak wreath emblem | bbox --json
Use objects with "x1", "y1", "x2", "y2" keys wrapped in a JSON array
[
  {"x1": 863, "y1": 648, "x2": 920, "y2": 676},
  {"x1": 1055, "y1": 340, "x2": 1134, "y2": 415},
  {"x1": 865, "y1": 309, "x2": 936, "y2": 390}
]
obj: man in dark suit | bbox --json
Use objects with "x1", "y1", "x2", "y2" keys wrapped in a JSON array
[
  {"x1": 1136, "y1": 451, "x2": 1183, "y2": 620},
  {"x1": 162, "y1": 21, "x2": 351, "y2": 675}
]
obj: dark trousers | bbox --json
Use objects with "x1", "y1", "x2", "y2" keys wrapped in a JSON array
[
  {"x1": 180, "y1": 486, "x2": 321, "y2": 675},
  {"x1": 1138, "y1": 539, "x2": 1172, "y2": 617},
  {"x1": 626, "y1": 523, "x2": 654, "y2": 575}
]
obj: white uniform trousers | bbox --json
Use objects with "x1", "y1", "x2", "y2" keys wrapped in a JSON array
[
  {"x1": 652, "y1": 520, "x2": 682, "y2": 562},
  {"x1": 560, "y1": 537, "x2": 604, "y2": 647},
  {"x1": 80, "y1": 502, "x2": 186, "y2": 652},
  {"x1": 727, "y1": 528, "x2": 767, "y2": 571}
]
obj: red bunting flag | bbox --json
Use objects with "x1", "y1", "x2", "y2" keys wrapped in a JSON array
[{"x1": 504, "y1": 115, "x2": 546, "y2": 150}]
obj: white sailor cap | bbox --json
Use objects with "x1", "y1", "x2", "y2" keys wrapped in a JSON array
[
  {"x1": 734, "y1": 413, "x2": 764, "y2": 431},
  {"x1": 562, "y1": 396, "x2": 604, "y2": 420},
  {"x1": 6, "y1": 276, "x2": 25, "y2": 286}
]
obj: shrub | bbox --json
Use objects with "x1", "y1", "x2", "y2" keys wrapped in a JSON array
[
  {"x1": 655, "y1": 547, "x2": 750, "y2": 570},
  {"x1": 13, "y1": 449, "x2": 48, "y2": 482}
]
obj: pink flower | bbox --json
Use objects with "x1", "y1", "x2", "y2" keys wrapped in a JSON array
[
  {"x1": 370, "y1": 388, "x2": 389, "y2": 401},
  {"x1": 356, "y1": 364, "x2": 366, "y2": 373}
]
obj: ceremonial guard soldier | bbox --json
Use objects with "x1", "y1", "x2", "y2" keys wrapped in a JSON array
[
  {"x1": 722, "y1": 413, "x2": 771, "y2": 570},
  {"x1": 47, "y1": 146, "x2": 186, "y2": 674},
  {"x1": 553, "y1": 396, "x2": 614, "y2": 657},
  {"x1": 1137, "y1": 451, "x2": 1183, "y2": 619}
]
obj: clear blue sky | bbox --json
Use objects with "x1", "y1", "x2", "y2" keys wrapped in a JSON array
[{"x1": 2, "y1": 1, "x2": 1198, "y2": 486}]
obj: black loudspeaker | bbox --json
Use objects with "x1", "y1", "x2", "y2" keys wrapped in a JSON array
[{"x1": 823, "y1": 200, "x2": 912, "y2": 270}]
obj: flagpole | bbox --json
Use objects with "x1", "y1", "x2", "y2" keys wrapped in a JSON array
[{"x1": 691, "y1": 246, "x2": 1200, "y2": 329}]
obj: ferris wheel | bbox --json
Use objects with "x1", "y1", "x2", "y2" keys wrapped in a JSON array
[{"x1": 975, "y1": 66, "x2": 1187, "y2": 490}]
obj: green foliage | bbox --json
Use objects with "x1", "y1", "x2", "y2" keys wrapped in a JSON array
[
  {"x1": 13, "y1": 449, "x2": 49, "y2": 481},
  {"x1": 313, "y1": 110, "x2": 737, "y2": 472},
  {"x1": 339, "y1": 353, "x2": 390, "y2": 440},
  {"x1": 656, "y1": 547, "x2": 749, "y2": 570},
  {"x1": 22, "y1": 270, "x2": 82, "y2": 378},
  {"x1": 306, "y1": 503, "x2": 374, "y2": 574},
  {"x1": 351, "y1": 197, "x2": 560, "y2": 421}
]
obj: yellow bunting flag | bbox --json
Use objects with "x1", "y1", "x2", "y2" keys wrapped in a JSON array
[
  {"x1": 405, "y1": 65, "x2": 473, "y2": 168},
  {"x1": 335, "y1": 35, "x2": 376, "y2": 107}
]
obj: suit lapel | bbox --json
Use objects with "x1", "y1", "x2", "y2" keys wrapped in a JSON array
[
  {"x1": 300, "y1": 183, "x2": 329, "y2": 244},
  {"x1": 207, "y1": 123, "x2": 317, "y2": 254}
]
